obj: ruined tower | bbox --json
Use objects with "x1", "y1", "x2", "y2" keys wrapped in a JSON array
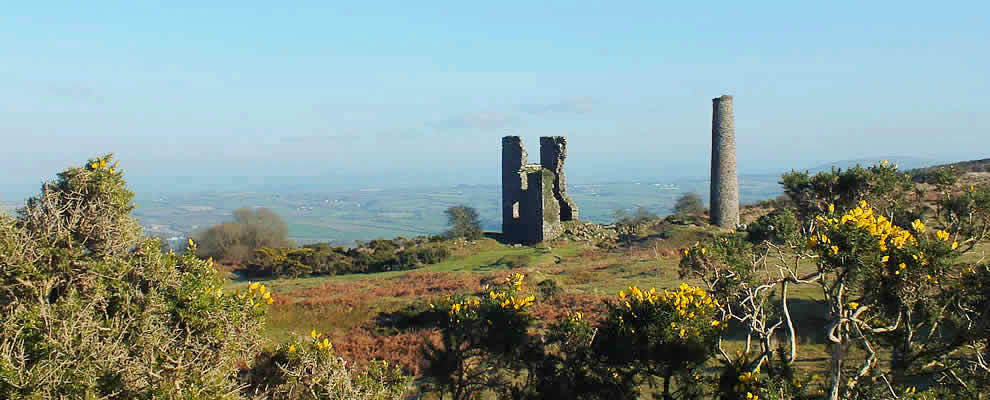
[
  {"x1": 501, "y1": 136, "x2": 578, "y2": 244},
  {"x1": 710, "y1": 95, "x2": 739, "y2": 228}
]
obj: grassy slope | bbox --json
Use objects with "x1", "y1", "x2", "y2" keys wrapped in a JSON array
[{"x1": 222, "y1": 223, "x2": 844, "y2": 375}]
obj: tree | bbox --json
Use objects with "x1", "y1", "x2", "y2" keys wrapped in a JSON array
[
  {"x1": 192, "y1": 207, "x2": 293, "y2": 264},
  {"x1": 673, "y1": 192, "x2": 705, "y2": 216},
  {"x1": 445, "y1": 205, "x2": 483, "y2": 240}
]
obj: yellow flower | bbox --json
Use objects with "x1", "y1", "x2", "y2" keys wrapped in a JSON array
[
  {"x1": 265, "y1": 296, "x2": 274, "y2": 305},
  {"x1": 911, "y1": 219, "x2": 926, "y2": 233},
  {"x1": 288, "y1": 344, "x2": 295, "y2": 352},
  {"x1": 109, "y1": 168, "x2": 114, "y2": 174},
  {"x1": 831, "y1": 245, "x2": 839, "y2": 255},
  {"x1": 711, "y1": 320, "x2": 720, "y2": 327},
  {"x1": 881, "y1": 160, "x2": 888, "y2": 165},
  {"x1": 971, "y1": 185, "x2": 975, "y2": 192},
  {"x1": 249, "y1": 282, "x2": 260, "y2": 290},
  {"x1": 91, "y1": 162, "x2": 99, "y2": 169},
  {"x1": 936, "y1": 230, "x2": 950, "y2": 241},
  {"x1": 700, "y1": 248, "x2": 706, "y2": 255},
  {"x1": 848, "y1": 302, "x2": 859, "y2": 310},
  {"x1": 828, "y1": 203, "x2": 835, "y2": 213},
  {"x1": 100, "y1": 159, "x2": 107, "y2": 168},
  {"x1": 311, "y1": 329, "x2": 321, "y2": 339},
  {"x1": 881, "y1": 255, "x2": 889, "y2": 263},
  {"x1": 188, "y1": 238, "x2": 195, "y2": 246},
  {"x1": 682, "y1": 249, "x2": 689, "y2": 256},
  {"x1": 952, "y1": 241, "x2": 959, "y2": 250}
]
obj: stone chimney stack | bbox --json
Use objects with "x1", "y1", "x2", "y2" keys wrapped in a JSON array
[{"x1": 710, "y1": 95, "x2": 739, "y2": 228}]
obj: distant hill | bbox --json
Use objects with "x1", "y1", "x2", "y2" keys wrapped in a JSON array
[
  {"x1": 804, "y1": 156, "x2": 942, "y2": 173},
  {"x1": 904, "y1": 158, "x2": 990, "y2": 176}
]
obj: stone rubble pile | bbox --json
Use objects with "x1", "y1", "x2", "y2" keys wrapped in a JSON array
[{"x1": 560, "y1": 221, "x2": 619, "y2": 243}]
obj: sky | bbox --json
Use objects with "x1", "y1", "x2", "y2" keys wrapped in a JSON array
[{"x1": 1, "y1": 1, "x2": 988, "y2": 195}]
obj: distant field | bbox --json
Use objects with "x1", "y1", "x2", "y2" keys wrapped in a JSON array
[{"x1": 121, "y1": 175, "x2": 783, "y2": 247}]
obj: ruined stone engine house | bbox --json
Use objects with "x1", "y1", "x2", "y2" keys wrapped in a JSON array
[{"x1": 501, "y1": 136, "x2": 579, "y2": 244}]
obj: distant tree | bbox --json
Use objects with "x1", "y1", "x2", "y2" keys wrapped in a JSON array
[
  {"x1": 192, "y1": 207, "x2": 293, "y2": 264},
  {"x1": 673, "y1": 192, "x2": 705, "y2": 216},
  {"x1": 613, "y1": 207, "x2": 659, "y2": 244},
  {"x1": 444, "y1": 205, "x2": 483, "y2": 240}
]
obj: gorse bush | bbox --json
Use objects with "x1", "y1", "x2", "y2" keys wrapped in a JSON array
[
  {"x1": 681, "y1": 162, "x2": 990, "y2": 400},
  {"x1": 0, "y1": 154, "x2": 409, "y2": 399}
]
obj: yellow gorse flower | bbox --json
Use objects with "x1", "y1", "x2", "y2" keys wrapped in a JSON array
[
  {"x1": 825, "y1": 201, "x2": 917, "y2": 255},
  {"x1": 618, "y1": 283, "x2": 721, "y2": 336},
  {"x1": 936, "y1": 230, "x2": 950, "y2": 241}
]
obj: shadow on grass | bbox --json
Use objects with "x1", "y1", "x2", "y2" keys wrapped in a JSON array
[{"x1": 720, "y1": 297, "x2": 830, "y2": 346}]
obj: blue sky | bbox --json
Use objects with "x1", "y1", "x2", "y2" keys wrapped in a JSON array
[{"x1": 1, "y1": 1, "x2": 988, "y2": 192}]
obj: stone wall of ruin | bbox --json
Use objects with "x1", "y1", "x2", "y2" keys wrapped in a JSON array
[{"x1": 501, "y1": 136, "x2": 576, "y2": 244}]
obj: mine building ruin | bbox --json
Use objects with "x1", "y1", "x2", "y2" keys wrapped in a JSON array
[{"x1": 501, "y1": 136, "x2": 579, "y2": 244}]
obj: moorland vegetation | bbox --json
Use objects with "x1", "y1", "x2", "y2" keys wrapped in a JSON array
[{"x1": 2, "y1": 155, "x2": 989, "y2": 400}]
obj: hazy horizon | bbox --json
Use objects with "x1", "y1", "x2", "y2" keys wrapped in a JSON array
[{"x1": 2, "y1": 2, "x2": 987, "y2": 195}]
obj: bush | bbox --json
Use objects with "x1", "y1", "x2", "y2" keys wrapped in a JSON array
[
  {"x1": 745, "y1": 208, "x2": 800, "y2": 245},
  {"x1": 674, "y1": 192, "x2": 706, "y2": 216},
  {"x1": 614, "y1": 207, "x2": 659, "y2": 243},
  {"x1": 192, "y1": 207, "x2": 294, "y2": 264},
  {"x1": 247, "y1": 239, "x2": 452, "y2": 279},
  {"x1": 0, "y1": 154, "x2": 409, "y2": 399},
  {"x1": 444, "y1": 205, "x2": 483, "y2": 240},
  {"x1": 594, "y1": 283, "x2": 723, "y2": 399}
]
